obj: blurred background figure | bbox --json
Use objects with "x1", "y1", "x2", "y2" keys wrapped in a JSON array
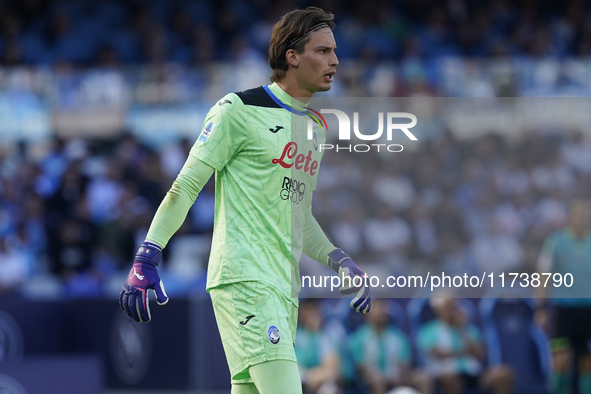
[
  {"x1": 350, "y1": 299, "x2": 431, "y2": 394},
  {"x1": 296, "y1": 299, "x2": 341, "y2": 394},
  {"x1": 1, "y1": 0, "x2": 591, "y2": 392},
  {"x1": 0, "y1": 236, "x2": 29, "y2": 297},
  {"x1": 537, "y1": 198, "x2": 591, "y2": 394},
  {"x1": 417, "y1": 297, "x2": 513, "y2": 394}
]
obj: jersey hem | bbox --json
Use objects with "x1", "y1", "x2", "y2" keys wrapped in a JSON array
[{"x1": 230, "y1": 354, "x2": 298, "y2": 382}]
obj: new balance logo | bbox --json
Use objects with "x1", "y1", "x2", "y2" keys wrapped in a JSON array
[
  {"x1": 239, "y1": 315, "x2": 255, "y2": 325},
  {"x1": 269, "y1": 126, "x2": 284, "y2": 133},
  {"x1": 132, "y1": 268, "x2": 145, "y2": 281},
  {"x1": 219, "y1": 100, "x2": 232, "y2": 106}
]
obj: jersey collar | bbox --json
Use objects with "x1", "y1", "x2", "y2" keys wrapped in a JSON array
[{"x1": 264, "y1": 83, "x2": 308, "y2": 116}]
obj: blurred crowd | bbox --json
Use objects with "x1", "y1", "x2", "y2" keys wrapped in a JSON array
[
  {"x1": 296, "y1": 297, "x2": 530, "y2": 394},
  {"x1": 311, "y1": 129, "x2": 590, "y2": 285},
  {"x1": 1, "y1": 0, "x2": 591, "y2": 67},
  {"x1": 1, "y1": 2, "x2": 589, "y2": 394},
  {"x1": 0, "y1": 127, "x2": 589, "y2": 299},
  {"x1": 0, "y1": 133, "x2": 215, "y2": 298}
]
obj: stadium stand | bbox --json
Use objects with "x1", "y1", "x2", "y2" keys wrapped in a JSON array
[
  {"x1": 480, "y1": 298, "x2": 551, "y2": 394},
  {"x1": 3, "y1": 1, "x2": 591, "y2": 393}
]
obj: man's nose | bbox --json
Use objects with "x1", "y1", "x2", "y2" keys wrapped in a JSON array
[{"x1": 331, "y1": 51, "x2": 339, "y2": 67}]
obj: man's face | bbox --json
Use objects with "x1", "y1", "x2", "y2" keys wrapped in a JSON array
[
  {"x1": 299, "y1": 302, "x2": 322, "y2": 331},
  {"x1": 570, "y1": 200, "x2": 591, "y2": 232},
  {"x1": 366, "y1": 299, "x2": 389, "y2": 327},
  {"x1": 435, "y1": 298, "x2": 458, "y2": 325},
  {"x1": 294, "y1": 27, "x2": 339, "y2": 94}
]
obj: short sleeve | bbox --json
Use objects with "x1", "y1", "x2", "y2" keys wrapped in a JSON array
[
  {"x1": 397, "y1": 330, "x2": 412, "y2": 364},
  {"x1": 466, "y1": 324, "x2": 482, "y2": 344},
  {"x1": 189, "y1": 93, "x2": 248, "y2": 171},
  {"x1": 348, "y1": 329, "x2": 365, "y2": 365},
  {"x1": 541, "y1": 233, "x2": 558, "y2": 258},
  {"x1": 538, "y1": 233, "x2": 559, "y2": 271},
  {"x1": 318, "y1": 331, "x2": 336, "y2": 359},
  {"x1": 417, "y1": 322, "x2": 435, "y2": 353}
]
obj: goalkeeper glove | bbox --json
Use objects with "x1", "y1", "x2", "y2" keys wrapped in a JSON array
[
  {"x1": 118, "y1": 241, "x2": 169, "y2": 322},
  {"x1": 328, "y1": 249, "x2": 371, "y2": 314}
]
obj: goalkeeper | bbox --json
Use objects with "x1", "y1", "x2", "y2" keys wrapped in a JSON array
[{"x1": 118, "y1": 6, "x2": 371, "y2": 394}]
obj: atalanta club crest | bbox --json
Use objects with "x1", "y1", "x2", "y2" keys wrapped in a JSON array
[{"x1": 268, "y1": 325, "x2": 280, "y2": 344}]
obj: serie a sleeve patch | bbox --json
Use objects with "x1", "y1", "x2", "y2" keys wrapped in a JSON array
[{"x1": 198, "y1": 121, "x2": 216, "y2": 143}]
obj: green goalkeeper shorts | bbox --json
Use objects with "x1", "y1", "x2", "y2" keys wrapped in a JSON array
[{"x1": 209, "y1": 281, "x2": 298, "y2": 384}]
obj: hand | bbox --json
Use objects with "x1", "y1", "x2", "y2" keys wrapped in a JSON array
[
  {"x1": 328, "y1": 249, "x2": 371, "y2": 314},
  {"x1": 118, "y1": 241, "x2": 169, "y2": 322}
]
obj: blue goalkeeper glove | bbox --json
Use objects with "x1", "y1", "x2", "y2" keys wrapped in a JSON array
[
  {"x1": 328, "y1": 249, "x2": 371, "y2": 314},
  {"x1": 118, "y1": 241, "x2": 169, "y2": 322}
]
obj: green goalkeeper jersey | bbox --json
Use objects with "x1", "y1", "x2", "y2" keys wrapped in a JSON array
[{"x1": 190, "y1": 83, "x2": 327, "y2": 302}]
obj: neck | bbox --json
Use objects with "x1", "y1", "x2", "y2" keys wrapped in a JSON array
[
  {"x1": 571, "y1": 226, "x2": 587, "y2": 239},
  {"x1": 277, "y1": 77, "x2": 313, "y2": 101}
]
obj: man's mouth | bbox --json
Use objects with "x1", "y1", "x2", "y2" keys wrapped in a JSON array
[{"x1": 324, "y1": 71, "x2": 335, "y2": 82}]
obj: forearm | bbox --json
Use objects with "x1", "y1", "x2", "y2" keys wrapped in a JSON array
[
  {"x1": 461, "y1": 335, "x2": 484, "y2": 360},
  {"x1": 360, "y1": 365, "x2": 387, "y2": 389},
  {"x1": 304, "y1": 208, "x2": 371, "y2": 313},
  {"x1": 302, "y1": 208, "x2": 336, "y2": 267},
  {"x1": 307, "y1": 367, "x2": 334, "y2": 390},
  {"x1": 146, "y1": 155, "x2": 214, "y2": 248},
  {"x1": 308, "y1": 354, "x2": 340, "y2": 384},
  {"x1": 430, "y1": 348, "x2": 455, "y2": 359}
]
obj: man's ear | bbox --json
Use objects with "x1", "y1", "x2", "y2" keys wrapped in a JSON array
[{"x1": 286, "y1": 49, "x2": 299, "y2": 68}]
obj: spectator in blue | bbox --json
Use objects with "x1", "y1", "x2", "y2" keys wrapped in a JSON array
[
  {"x1": 536, "y1": 198, "x2": 591, "y2": 394},
  {"x1": 350, "y1": 299, "x2": 432, "y2": 394},
  {"x1": 296, "y1": 299, "x2": 341, "y2": 394},
  {"x1": 417, "y1": 296, "x2": 513, "y2": 394},
  {"x1": 0, "y1": 236, "x2": 29, "y2": 297}
]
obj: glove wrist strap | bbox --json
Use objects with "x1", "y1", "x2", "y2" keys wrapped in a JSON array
[
  {"x1": 135, "y1": 241, "x2": 163, "y2": 267},
  {"x1": 327, "y1": 248, "x2": 350, "y2": 272}
]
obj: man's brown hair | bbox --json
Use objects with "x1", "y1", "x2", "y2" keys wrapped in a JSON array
[{"x1": 268, "y1": 7, "x2": 335, "y2": 83}]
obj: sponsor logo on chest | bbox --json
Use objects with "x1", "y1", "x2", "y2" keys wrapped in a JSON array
[{"x1": 271, "y1": 142, "x2": 318, "y2": 176}]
